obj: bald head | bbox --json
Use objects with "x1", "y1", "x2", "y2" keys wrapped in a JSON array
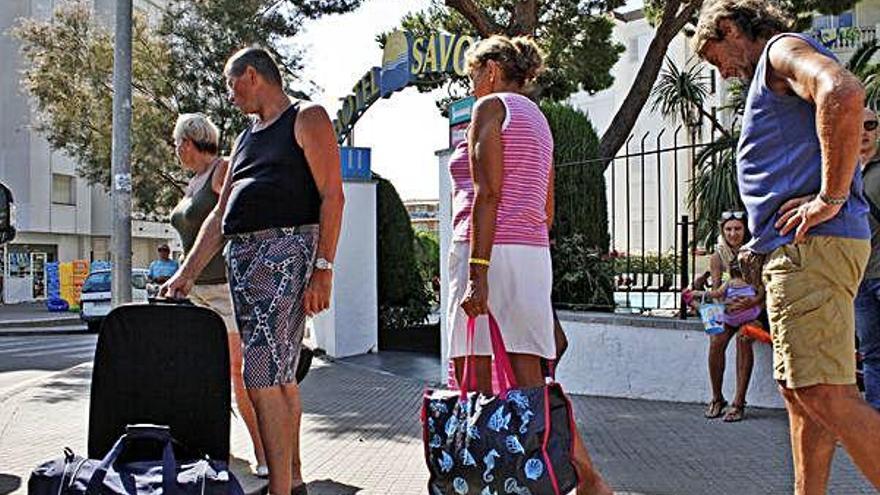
[{"x1": 224, "y1": 47, "x2": 283, "y2": 87}]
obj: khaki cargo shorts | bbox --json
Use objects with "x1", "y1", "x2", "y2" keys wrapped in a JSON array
[{"x1": 763, "y1": 236, "x2": 870, "y2": 389}]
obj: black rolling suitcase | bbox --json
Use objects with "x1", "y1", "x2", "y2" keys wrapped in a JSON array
[{"x1": 87, "y1": 299, "x2": 231, "y2": 462}]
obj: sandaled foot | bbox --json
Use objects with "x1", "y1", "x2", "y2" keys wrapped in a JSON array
[
  {"x1": 705, "y1": 398, "x2": 727, "y2": 418},
  {"x1": 723, "y1": 403, "x2": 745, "y2": 422}
]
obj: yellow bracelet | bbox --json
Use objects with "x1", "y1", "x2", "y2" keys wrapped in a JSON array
[{"x1": 469, "y1": 257, "x2": 491, "y2": 267}]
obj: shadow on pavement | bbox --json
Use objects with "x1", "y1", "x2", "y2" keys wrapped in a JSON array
[
  {"x1": 0, "y1": 474, "x2": 22, "y2": 495},
  {"x1": 26, "y1": 365, "x2": 92, "y2": 405},
  {"x1": 299, "y1": 361, "x2": 424, "y2": 442},
  {"x1": 229, "y1": 456, "x2": 267, "y2": 495},
  {"x1": 305, "y1": 479, "x2": 361, "y2": 494}
]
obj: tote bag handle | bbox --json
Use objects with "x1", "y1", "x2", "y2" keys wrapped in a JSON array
[{"x1": 460, "y1": 312, "x2": 518, "y2": 400}]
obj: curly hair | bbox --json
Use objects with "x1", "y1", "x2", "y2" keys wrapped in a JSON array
[
  {"x1": 694, "y1": 0, "x2": 792, "y2": 55},
  {"x1": 465, "y1": 35, "x2": 545, "y2": 86}
]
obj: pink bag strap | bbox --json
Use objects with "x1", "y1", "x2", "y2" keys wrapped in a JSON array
[{"x1": 460, "y1": 312, "x2": 518, "y2": 400}]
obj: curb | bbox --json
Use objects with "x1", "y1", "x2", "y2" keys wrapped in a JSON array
[
  {"x1": 0, "y1": 325, "x2": 88, "y2": 337},
  {"x1": 0, "y1": 316, "x2": 81, "y2": 329}
]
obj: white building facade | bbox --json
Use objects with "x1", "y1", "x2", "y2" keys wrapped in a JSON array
[
  {"x1": 572, "y1": 4, "x2": 880, "y2": 257},
  {"x1": 0, "y1": 0, "x2": 175, "y2": 303}
]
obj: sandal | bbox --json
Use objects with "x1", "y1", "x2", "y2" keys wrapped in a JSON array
[
  {"x1": 723, "y1": 403, "x2": 746, "y2": 422},
  {"x1": 704, "y1": 398, "x2": 727, "y2": 419}
]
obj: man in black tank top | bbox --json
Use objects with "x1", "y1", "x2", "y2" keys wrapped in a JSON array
[{"x1": 161, "y1": 47, "x2": 345, "y2": 495}]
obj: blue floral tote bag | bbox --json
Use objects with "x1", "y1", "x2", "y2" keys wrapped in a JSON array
[{"x1": 422, "y1": 313, "x2": 579, "y2": 495}]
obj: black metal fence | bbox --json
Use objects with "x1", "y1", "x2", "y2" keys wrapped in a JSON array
[{"x1": 553, "y1": 126, "x2": 735, "y2": 317}]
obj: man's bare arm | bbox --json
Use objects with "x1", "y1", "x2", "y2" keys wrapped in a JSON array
[
  {"x1": 769, "y1": 37, "x2": 865, "y2": 241},
  {"x1": 769, "y1": 37, "x2": 865, "y2": 200}
]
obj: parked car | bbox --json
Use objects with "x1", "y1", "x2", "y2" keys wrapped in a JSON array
[{"x1": 80, "y1": 269, "x2": 149, "y2": 332}]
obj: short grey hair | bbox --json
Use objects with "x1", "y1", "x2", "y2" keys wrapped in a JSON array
[
  {"x1": 173, "y1": 113, "x2": 219, "y2": 154},
  {"x1": 694, "y1": 0, "x2": 792, "y2": 56},
  {"x1": 224, "y1": 46, "x2": 283, "y2": 87}
]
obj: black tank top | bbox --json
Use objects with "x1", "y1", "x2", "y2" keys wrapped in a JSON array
[{"x1": 222, "y1": 102, "x2": 321, "y2": 235}]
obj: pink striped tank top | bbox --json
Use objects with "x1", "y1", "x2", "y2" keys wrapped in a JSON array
[{"x1": 449, "y1": 92, "x2": 553, "y2": 246}]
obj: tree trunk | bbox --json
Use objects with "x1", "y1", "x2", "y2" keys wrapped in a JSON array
[
  {"x1": 445, "y1": 0, "x2": 503, "y2": 37},
  {"x1": 597, "y1": 30, "x2": 675, "y2": 163},
  {"x1": 597, "y1": 1, "x2": 702, "y2": 166}
]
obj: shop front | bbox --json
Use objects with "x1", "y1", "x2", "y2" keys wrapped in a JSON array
[{"x1": 2, "y1": 243, "x2": 57, "y2": 304}]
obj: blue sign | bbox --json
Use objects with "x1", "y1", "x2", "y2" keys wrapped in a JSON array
[
  {"x1": 449, "y1": 96, "x2": 475, "y2": 126},
  {"x1": 340, "y1": 147, "x2": 372, "y2": 181}
]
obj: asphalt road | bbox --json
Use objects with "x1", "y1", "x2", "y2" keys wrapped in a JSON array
[{"x1": 0, "y1": 333, "x2": 97, "y2": 398}]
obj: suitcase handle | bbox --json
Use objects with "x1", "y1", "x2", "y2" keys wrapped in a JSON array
[
  {"x1": 85, "y1": 424, "x2": 177, "y2": 494},
  {"x1": 148, "y1": 296, "x2": 194, "y2": 306}
]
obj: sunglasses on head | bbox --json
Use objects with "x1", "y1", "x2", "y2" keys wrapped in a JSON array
[
  {"x1": 721, "y1": 211, "x2": 745, "y2": 221},
  {"x1": 865, "y1": 120, "x2": 878, "y2": 132}
]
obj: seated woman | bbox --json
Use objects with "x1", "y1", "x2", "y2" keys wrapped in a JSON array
[{"x1": 702, "y1": 212, "x2": 764, "y2": 423}]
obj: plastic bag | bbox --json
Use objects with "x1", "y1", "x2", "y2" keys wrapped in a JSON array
[{"x1": 699, "y1": 296, "x2": 726, "y2": 335}]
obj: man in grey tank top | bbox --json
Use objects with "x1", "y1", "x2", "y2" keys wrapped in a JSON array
[{"x1": 695, "y1": 1, "x2": 880, "y2": 492}]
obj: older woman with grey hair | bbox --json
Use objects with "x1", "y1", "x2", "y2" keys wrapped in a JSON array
[{"x1": 170, "y1": 113, "x2": 268, "y2": 477}]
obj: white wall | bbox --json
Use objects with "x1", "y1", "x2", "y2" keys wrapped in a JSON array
[
  {"x1": 437, "y1": 149, "x2": 453, "y2": 383},
  {"x1": 313, "y1": 181, "x2": 378, "y2": 358},
  {"x1": 554, "y1": 312, "x2": 784, "y2": 408}
]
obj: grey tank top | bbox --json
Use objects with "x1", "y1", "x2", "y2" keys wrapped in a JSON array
[{"x1": 170, "y1": 161, "x2": 227, "y2": 285}]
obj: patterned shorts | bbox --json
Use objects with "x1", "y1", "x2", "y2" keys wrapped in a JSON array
[{"x1": 226, "y1": 225, "x2": 317, "y2": 389}]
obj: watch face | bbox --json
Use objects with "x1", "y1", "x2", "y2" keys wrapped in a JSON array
[{"x1": 315, "y1": 258, "x2": 332, "y2": 270}]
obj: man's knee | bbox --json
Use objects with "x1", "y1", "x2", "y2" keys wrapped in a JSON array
[{"x1": 790, "y1": 384, "x2": 860, "y2": 420}]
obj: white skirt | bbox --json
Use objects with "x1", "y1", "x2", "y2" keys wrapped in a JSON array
[{"x1": 447, "y1": 241, "x2": 555, "y2": 359}]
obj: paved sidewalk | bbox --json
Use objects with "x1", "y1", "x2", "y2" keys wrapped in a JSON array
[
  {"x1": 0, "y1": 356, "x2": 876, "y2": 494},
  {"x1": 0, "y1": 302, "x2": 80, "y2": 331}
]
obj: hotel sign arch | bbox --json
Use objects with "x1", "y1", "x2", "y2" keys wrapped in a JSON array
[{"x1": 333, "y1": 30, "x2": 477, "y2": 144}]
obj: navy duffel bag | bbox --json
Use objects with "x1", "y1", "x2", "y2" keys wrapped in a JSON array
[{"x1": 28, "y1": 424, "x2": 243, "y2": 495}]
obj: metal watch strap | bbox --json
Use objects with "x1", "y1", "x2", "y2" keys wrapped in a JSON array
[{"x1": 819, "y1": 192, "x2": 848, "y2": 206}]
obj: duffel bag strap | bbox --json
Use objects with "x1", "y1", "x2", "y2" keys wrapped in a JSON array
[{"x1": 85, "y1": 424, "x2": 177, "y2": 495}]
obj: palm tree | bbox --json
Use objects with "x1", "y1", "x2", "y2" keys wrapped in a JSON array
[
  {"x1": 847, "y1": 40, "x2": 880, "y2": 108},
  {"x1": 652, "y1": 58, "x2": 743, "y2": 247},
  {"x1": 651, "y1": 56, "x2": 731, "y2": 138}
]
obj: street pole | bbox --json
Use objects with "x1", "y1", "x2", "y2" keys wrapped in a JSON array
[{"x1": 110, "y1": 0, "x2": 133, "y2": 306}]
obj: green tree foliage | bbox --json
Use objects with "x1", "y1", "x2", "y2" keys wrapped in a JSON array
[
  {"x1": 540, "y1": 101, "x2": 613, "y2": 308},
  {"x1": 391, "y1": 0, "x2": 625, "y2": 105},
  {"x1": 15, "y1": 3, "x2": 180, "y2": 214},
  {"x1": 158, "y1": 0, "x2": 361, "y2": 148},
  {"x1": 413, "y1": 230, "x2": 440, "y2": 303},
  {"x1": 651, "y1": 57, "x2": 745, "y2": 248},
  {"x1": 847, "y1": 40, "x2": 880, "y2": 109},
  {"x1": 15, "y1": 0, "x2": 360, "y2": 214},
  {"x1": 375, "y1": 177, "x2": 431, "y2": 331}
]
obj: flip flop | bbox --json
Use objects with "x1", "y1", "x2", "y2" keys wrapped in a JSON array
[
  {"x1": 705, "y1": 398, "x2": 727, "y2": 419},
  {"x1": 723, "y1": 403, "x2": 746, "y2": 423}
]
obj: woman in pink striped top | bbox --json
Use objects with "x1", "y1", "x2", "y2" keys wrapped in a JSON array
[{"x1": 448, "y1": 35, "x2": 612, "y2": 495}]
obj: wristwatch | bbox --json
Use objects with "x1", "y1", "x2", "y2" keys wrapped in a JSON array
[{"x1": 314, "y1": 257, "x2": 333, "y2": 271}]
